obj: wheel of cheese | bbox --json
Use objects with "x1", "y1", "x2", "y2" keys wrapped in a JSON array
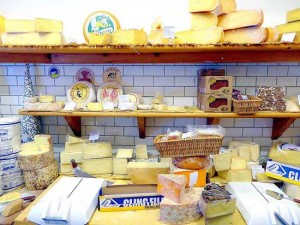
[
  {"x1": 23, "y1": 160, "x2": 59, "y2": 191},
  {"x1": 67, "y1": 81, "x2": 96, "y2": 107},
  {"x1": 19, "y1": 142, "x2": 54, "y2": 170},
  {"x1": 173, "y1": 156, "x2": 211, "y2": 170},
  {"x1": 97, "y1": 83, "x2": 123, "y2": 106}
]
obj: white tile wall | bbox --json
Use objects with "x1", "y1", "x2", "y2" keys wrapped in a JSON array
[{"x1": 1, "y1": 63, "x2": 300, "y2": 161}]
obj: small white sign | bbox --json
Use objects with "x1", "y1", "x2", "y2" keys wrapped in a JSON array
[
  {"x1": 163, "y1": 26, "x2": 175, "y2": 39},
  {"x1": 89, "y1": 130, "x2": 100, "y2": 141},
  {"x1": 63, "y1": 102, "x2": 77, "y2": 111}
]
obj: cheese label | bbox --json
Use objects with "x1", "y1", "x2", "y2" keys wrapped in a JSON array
[
  {"x1": 48, "y1": 66, "x2": 60, "y2": 79},
  {"x1": 75, "y1": 68, "x2": 95, "y2": 84},
  {"x1": 103, "y1": 67, "x2": 121, "y2": 84},
  {"x1": 69, "y1": 83, "x2": 91, "y2": 103}
]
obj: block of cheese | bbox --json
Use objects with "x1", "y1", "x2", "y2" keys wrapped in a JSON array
[
  {"x1": 113, "y1": 157, "x2": 128, "y2": 175},
  {"x1": 276, "y1": 20, "x2": 300, "y2": 34},
  {"x1": 60, "y1": 151, "x2": 83, "y2": 164},
  {"x1": 148, "y1": 29, "x2": 169, "y2": 45},
  {"x1": 224, "y1": 26, "x2": 266, "y2": 44},
  {"x1": 175, "y1": 26, "x2": 223, "y2": 44},
  {"x1": 218, "y1": 10, "x2": 264, "y2": 30},
  {"x1": 39, "y1": 95, "x2": 55, "y2": 103},
  {"x1": 157, "y1": 174, "x2": 186, "y2": 203},
  {"x1": 191, "y1": 13, "x2": 218, "y2": 29},
  {"x1": 284, "y1": 182, "x2": 300, "y2": 199},
  {"x1": 67, "y1": 135, "x2": 85, "y2": 144},
  {"x1": 265, "y1": 27, "x2": 281, "y2": 42},
  {"x1": 83, "y1": 142, "x2": 112, "y2": 159},
  {"x1": 60, "y1": 163, "x2": 82, "y2": 173},
  {"x1": 82, "y1": 158, "x2": 113, "y2": 175},
  {"x1": 286, "y1": 8, "x2": 300, "y2": 23},
  {"x1": 135, "y1": 144, "x2": 148, "y2": 159},
  {"x1": 229, "y1": 149, "x2": 239, "y2": 158},
  {"x1": 5, "y1": 19, "x2": 35, "y2": 33},
  {"x1": 87, "y1": 102, "x2": 103, "y2": 111},
  {"x1": 65, "y1": 142, "x2": 84, "y2": 153},
  {"x1": 19, "y1": 142, "x2": 54, "y2": 170},
  {"x1": 200, "y1": 195, "x2": 236, "y2": 219},
  {"x1": 0, "y1": 16, "x2": 5, "y2": 34},
  {"x1": 174, "y1": 168, "x2": 206, "y2": 187},
  {"x1": 189, "y1": 0, "x2": 219, "y2": 12},
  {"x1": 213, "y1": 0, "x2": 236, "y2": 15},
  {"x1": 205, "y1": 214, "x2": 234, "y2": 225},
  {"x1": 1, "y1": 33, "x2": 39, "y2": 45},
  {"x1": 127, "y1": 162, "x2": 170, "y2": 184},
  {"x1": 116, "y1": 149, "x2": 133, "y2": 159},
  {"x1": 213, "y1": 153, "x2": 231, "y2": 171},
  {"x1": 23, "y1": 160, "x2": 59, "y2": 190},
  {"x1": 218, "y1": 169, "x2": 252, "y2": 182},
  {"x1": 111, "y1": 29, "x2": 148, "y2": 45},
  {"x1": 238, "y1": 147, "x2": 251, "y2": 162},
  {"x1": 268, "y1": 143, "x2": 300, "y2": 167},
  {"x1": 88, "y1": 33, "x2": 111, "y2": 45},
  {"x1": 231, "y1": 157, "x2": 247, "y2": 170},
  {"x1": 39, "y1": 33, "x2": 62, "y2": 45},
  {"x1": 229, "y1": 141, "x2": 260, "y2": 161},
  {"x1": 173, "y1": 156, "x2": 210, "y2": 170},
  {"x1": 160, "y1": 188, "x2": 202, "y2": 224},
  {"x1": 35, "y1": 18, "x2": 63, "y2": 32},
  {"x1": 34, "y1": 134, "x2": 52, "y2": 146},
  {"x1": 2, "y1": 198, "x2": 23, "y2": 217}
]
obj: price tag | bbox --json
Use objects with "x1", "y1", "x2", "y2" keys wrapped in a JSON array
[
  {"x1": 89, "y1": 130, "x2": 100, "y2": 142},
  {"x1": 63, "y1": 102, "x2": 77, "y2": 111},
  {"x1": 281, "y1": 33, "x2": 296, "y2": 42}
]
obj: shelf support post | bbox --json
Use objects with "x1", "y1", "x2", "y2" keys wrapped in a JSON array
[
  {"x1": 272, "y1": 118, "x2": 296, "y2": 140},
  {"x1": 137, "y1": 117, "x2": 146, "y2": 139},
  {"x1": 64, "y1": 116, "x2": 81, "y2": 137},
  {"x1": 207, "y1": 118, "x2": 221, "y2": 125}
]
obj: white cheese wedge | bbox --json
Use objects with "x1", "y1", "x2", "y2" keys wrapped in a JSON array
[
  {"x1": 286, "y1": 8, "x2": 300, "y2": 23},
  {"x1": 88, "y1": 33, "x2": 111, "y2": 45},
  {"x1": 135, "y1": 144, "x2": 148, "y2": 159},
  {"x1": 111, "y1": 29, "x2": 148, "y2": 45},
  {"x1": 231, "y1": 157, "x2": 247, "y2": 170},
  {"x1": 60, "y1": 151, "x2": 83, "y2": 164},
  {"x1": 191, "y1": 13, "x2": 218, "y2": 29},
  {"x1": 189, "y1": 0, "x2": 219, "y2": 12},
  {"x1": 82, "y1": 158, "x2": 113, "y2": 175},
  {"x1": 67, "y1": 135, "x2": 85, "y2": 144},
  {"x1": 35, "y1": 18, "x2": 63, "y2": 32},
  {"x1": 5, "y1": 19, "x2": 35, "y2": 33},
  {"x1": 116, "y1": 148, "x2": 133, "y2": 159},
  {"x1": 113, "y1": 157, "x2": 128, "y2": 175},
  {"x1": 276, "y1": 20, "x2": 300, "y2": 34},
  {"x1": 224, "y1": 26, "x2": 266, "y2": 44},
  {"x1": 218, "y1": 9, "x2": 264, "y2": 30},
  {"x1": 83, "y1": 142, "x2": 112, "y2": 159},
  {"x1": 34, "y1": 134, "x2": 52, "y2": 146}
]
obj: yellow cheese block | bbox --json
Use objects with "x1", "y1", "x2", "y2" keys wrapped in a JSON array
[
  {"x1": 64, "y1": 142, "x2": 84, "y2": 152},
  {"x1": 89, "y1": 33, "x2": 111, "y2": 45},
  {"x1": 265, "y1": 27, "x2": 282, "y2": 42},
  {"x1": 2, "y1": 199, "x2": 23, "y2": 217},
  {"x1": 175, "y1": 26, "x2": 223, "y2": 44},
  {"x1": 111, "y1": 29, "x2": 148, "y2": 45},
  {"x1": 229, "y1": 140, "x2": 260, "y2": 161},
  {"x1": 191, "y1": 13, "x2": 218, "y2": 29},
  {"x1": 218, "y1": 169, "x2": 252, "y2": 182},
  {"x1": 60, "y1": 151, "x2": 83, "y2": 164},
  {"x1": 113, "y1": 157, "x2": 128, "y2": 175},
  {"x1": 205, "y1": 214, "x2": 234, "y2": 225},
  {"x1": 224, "y1": 26, "x2": 266, "y2": 44},
  {"x1": 231, "y1": 157, "x2": 247, "y2": 170},
  {"x1": 189, "y1": 0, "x2": 219, "y2": 12},
  {"x1": 116, "y1": 148, "x2": 133, "y2": 159},
  {"x1": 1, "y1": 32, "x2": 62, "y2": 45},
  {"x1": 276, "y1": 20, "x2": 300, "y2": 34},
  {"x1": 213, "y1": 153, "x2": 231, "y2": 172},
  {"x1": 238, "y1": 146, "x2": 251, "y2": 162},
  {"x1": 87, "y1": 102, "x2": 103, "y2": 111},
  {"x1": 286, "y1": 8, "x2": 300, "y2": 23},
  {"x1": 148, "y1": 29, "x2": 169, "y2": 45},
  {"x1": 82, "y1": 158, "x2": 113, "y2": 175},
  {"x1": 5, "y1": 19, "x2": 35, "y2": 33},
  {"x1": 218, "y1": 10, "x2": 263, "y2": 30},
  {"x1": 0, "y1": 16, "x2": 5, "y2": 34},
  {"x1": 83, "y1": 142, "x2": 112, "y2": 159},
  {"x1": 60, "y1": 163, "x2": 82, "y2": 173},
  {"x1": 39, "y1": 95, "x2": 55, "y2": 103},
  {"x1": 39, "y1": 33, "x2": 62, "y2": 45},
  {"x1": 213, "y1": 0, "x2": 236, "y2": 15},
  {"x1": 135, "y1": 144, "x2": 148, "y2": 159},
  {"x1": 35, "y1": 18, "x2": 63, "y2": 32},
  {"x1": 34, "y1": 134, "x2": 52, "y2": 146}
]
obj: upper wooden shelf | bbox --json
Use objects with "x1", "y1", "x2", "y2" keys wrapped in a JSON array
[{"x1": 1, "y1": 43, "x2": 300, "y2": 64}]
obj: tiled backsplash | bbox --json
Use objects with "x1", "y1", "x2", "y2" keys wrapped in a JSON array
[{"x1": 1, "y1": 62, "x2": 300, "y2": 159}]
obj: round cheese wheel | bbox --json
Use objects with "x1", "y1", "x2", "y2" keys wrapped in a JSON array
[
  {"x1": 67, "y1": 81, "x2": 96, "y2": 107},
  {"x1": 19, "y1": 142, "x2": 54, "y2": 170},
  {"x1": 173, "y1": 156, "x2": 211, "y2": 170},
  {"x1": 34, "y1": 134, "x2": 53, "y2": 146},
  {"x1": 97, "y1": 83, "x2": 123, "y2": 106},
  {"x1": 23, "y1": 160, "x2": 59, "y2": 191}
]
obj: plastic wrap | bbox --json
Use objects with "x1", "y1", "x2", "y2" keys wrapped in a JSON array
[{"x1": 186, "y1": 125, "x2": 226, "y2": 137}]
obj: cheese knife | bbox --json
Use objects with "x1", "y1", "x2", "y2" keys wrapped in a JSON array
[{"x1": 266, "y1": 190, "x2": 300, "y2": 203}]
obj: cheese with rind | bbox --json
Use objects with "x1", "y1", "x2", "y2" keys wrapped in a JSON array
[
  {"x1": 60, "y1": 151, "x2": 83, "y2": 164},
  {"x1": 191, "y1": 13, "x2": 218, "y2": 29},
  {"x1": 67, "y1": 135, "x2": 85, "y2": 144},
  {"x1": 64, "y1": 142, "x2": 84, "y2": 152},
  {"x1": 83, "y1": 142, "x2": 112, "y2": 159},
  {"x1": 189, "y1": 0, "x2": 219, "y2": 12},
  {"x1": 213, "y1": 0, "x2": 236, "y2": 15},
  {"x1": 213, "y1": 153, "x2": 231, "y2": 172},
  {"x1": 111, "y1": 29, "x2": 148, "y2": 45},
  {"x1": 35, "y1": 18, "x2": 63, "y2": 32},
  {"x1": 224, "y1": 26, "x2": 266, "y2": 44},
  {"x1": 286, "y1": 8, "x2": 300, "y2": 23},
  {"x1": 34, "y1": 134, "x2": 52, "y2": 146},
  {"x1": 82, "y1": 158, "x2": 113, "y2": 175},
  {"x1": 265, "y1": 27, "x2": 281, "y2": 42}
]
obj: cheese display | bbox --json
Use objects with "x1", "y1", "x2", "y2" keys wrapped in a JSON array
[
  {"x1": 229, "y1": 141, "x2": 260, "y2": 162},
  {"x1": 213, "y1": 153, "x2": 231, "y2": 171},
  {"x1": 159, "y1": 188, "x2": 202, "y2": 224},
  {"x1": 189, "y1": 0, "x2": 219, "y2": 12},
  {"x1": 135, "y1": 144, "x2": 148, "y2": 159},
  {"x1": 268, "y1": 142, "x2": 300, "y2": 166},
  {"x1": 174, "y1": 168, "x2": 206, "y2": 187},
  {"x1": 83, "y1": 142, "x2": 112, "y2": 159},
  {"x1": 88, "y1": 33, "x2": 112, "y2": 45},
  {"x1": 23, "y1": 160, "x2": 59, "y2": 190},
  {"x1": 113, "y1": 157, "x2": 128, "y2": 175},
  {"x1": 190, "y1": 13, "x2": 218, "y2": 29},
  {"x1": 276, "y1": 20, "x2": 300, "y2": 34},
  {"x1": 157, "y1": 174, "x2": 186, "y2": 203},
  {"x1": 127, "y1": 162, "x2": 170, "y2": 184},
  {"x1": 218, "y1": 10, "x2": 263, "y2": 30},
  {"x1": 223, "y1": 26, "x2": 266, "y2": 44},
  {"x1": 213, "y1": 0, "x2": 236, "y2": 15},
  {"x1": 19, "y1": 142, "x2": 54, "y2": 170},
  {"x1": 97, "y1": 83, "x2": 123, "y2": 107},
  {"x1": 60, "y1": 151, "x2": 83, "y2": 164},
  {"x1": 4, "y1": 19, "x2": 35, "y2": 33},
  {"x1": 111, "y1": 29, "x2": 148, "y2": 45},
  {"x1": 230, "y1": 157, "x2": 247, "y2": 170},
  {"x1": 67, "y1": 81, "x2": 96, "y2": 108},
  {"x1": 83, "y1": 11, "x2": 121, "y2": 43},
  {"x1": 34, "y1": 134, "x2": 52, "y2": 146},
  {"x1": 116, "y1": 148, "x2": 133, "y2": 159},
  {"x1": 265, "y1": 27, "x2": 281, "y2": 42},
  {"x1": 65, "y1": 142, "x2": 84, "y2": 152},
  {"x1": 218, "y1": 169, "x2": 252, "y2": 182},
  {"x1": 82, "y1": 158, "x2": 113, "y2": 175},
  {"x1": 35, "y1": 18, "x2": 63, "y2": 32},
  {"x1": 286, "y1": 8, "x2": 300, "y2": 23},
  {"x1": 175, "y1": 26, "x2": 223, "y2": 44}
]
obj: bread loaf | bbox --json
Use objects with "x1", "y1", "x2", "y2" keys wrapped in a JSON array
[{"x1": 173, "y1": 156, "x2": 210, "y2": 170}]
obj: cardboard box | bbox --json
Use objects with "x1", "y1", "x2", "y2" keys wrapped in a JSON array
[
  {"x1": 198, "y1": 69, "x2": 225, "y2": 77},
  {"x1": 198, "y1": 76, "x2": 233, "y2": 94},
  {"x1": 99, "y1": 184, "x2": 163, "y2": 211},
  {"x1": 197, "y1": 93, "x2": 232, "y2": 112},
  {"x1": 265, "y1": 160, "x2": 300, "y2": 185}
]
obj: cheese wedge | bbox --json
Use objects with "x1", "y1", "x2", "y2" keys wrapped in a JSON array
[
  {"x1": 224, "y1": 26, "x2": 266, "y2": 44},
  {"x1": 191, "y1": 13, "x2": 218, "y2": 29},
  {"x1": 35, "y1": 18, "x2": 63, "y2": 32},
  {"x1": 60, "y1": 163, "x2": 82, "y2": 173},
  {"x1": 116, "y1": 148, "x2": 133, "y2": 159},
  {"x1": 148, "y1": 29, "x2": 169, "y2": 45},
  {"x1": 111, "y1": 29, "x2": 148, "y2": 45},
  {"x1": 89, "y1": 33, "x2": 111, "y2": 45},
  {"x1": 135, "y1": 144, "x2": 148, "y2": 159},
  {"x1": 67, "y1": 135, "x2": 85, "y2": 144},
  {"x1": 213, "y1": 153, "x2": 231, "y2": 171},
  {"x1": 175, "y1": 26, "x2": 223, "y2": 44},
  {"x1": 34, "y1": 134, "x2": 52, "y2": 146},
  {"x1": 213, "y1": 0, "x2": 236, "y2": 15},
  {"x1": 218, "y1": 9, "x2": 264, "y2": 30},
  {"x1": 5, "y1": 19, "x2": 35, "y2": 33},
  {"x1": 286, "y1": 8, "x2": 300, "y2": 23},
  {"x1": 189, "y1": 0, "x2": 219, "y2": 12},
  {"x1": 0, "y1": 16, "x2": 5, "y2": 34},
  {"x1": 265, "y1": 27, "x2": 281, "y2": 42},
  {"x1": 39, "y1": 95, "x2": 55, "y2": 103},
  {"x1": 276, "y1": 20, "x2": 300, "y2": 34}
]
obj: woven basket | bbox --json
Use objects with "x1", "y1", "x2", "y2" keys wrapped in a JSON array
[
  {"x1": 232, "y1": 96, "x2": 262, "y2": 115},
  {"x1": 153, "y1": 135, "x2": 223, "y2": 157}
]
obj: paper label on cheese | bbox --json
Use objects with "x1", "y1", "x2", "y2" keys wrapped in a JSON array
[{"x1": 70, "y1": 83, "x2": 90, "y2": 103}]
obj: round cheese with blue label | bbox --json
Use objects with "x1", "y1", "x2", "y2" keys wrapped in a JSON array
[
  {"x1": 83, "y1": 11, "x2": 121, "y2": 43},
  {"x1": 67, "y1": 81, "x2": 96, "y2": 107}
]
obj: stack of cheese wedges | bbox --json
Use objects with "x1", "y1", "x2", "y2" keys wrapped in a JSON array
[
  {"x1": 276, "y1": 8, "x2": 300, "y2": 43},
  {"x1": 112, "y1": 148, "x2": 133, "y2": 178},
  {"x1": 18, "y1": 134, "x2": 58, "y2": 190},
  {"x1": 157, "y1": 174, "x2": 202, "y2": 224},
  {"x1": 0, "y1": 16, "x2": 63, "y2": 45}
]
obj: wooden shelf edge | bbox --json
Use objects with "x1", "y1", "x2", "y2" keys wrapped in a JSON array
[
  {"x1": 272, "y1": 118, "x2": 297, "y2": 140},
  {"x1": 137, "y1": 117, "x2": 146, "y2": 139},
  {"x1": 64, "y1": 116, "x2": 81, "y2": 137}
]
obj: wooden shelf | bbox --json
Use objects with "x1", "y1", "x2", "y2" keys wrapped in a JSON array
[
  {"x1": 1, "y1": 43, "x2": 300, "y2": 63},
  {"x1": 19, "y1": 110, "x2": 300, "y2": 140}
]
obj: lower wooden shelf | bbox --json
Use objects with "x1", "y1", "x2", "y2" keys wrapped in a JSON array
[{"x1": 19, "y1": 110, "x2": 300, "y2": 139}]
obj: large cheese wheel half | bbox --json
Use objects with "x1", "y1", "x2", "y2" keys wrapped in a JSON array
[
  {"x1": 19, "y1": 142, "x2": 54, "y2": 170},
  {"x1": 67, "y1": 81, "x2": 96, "y2": 107},
  {"x1": 23, "y1": 160, "x2": 59, "y2": 190}
]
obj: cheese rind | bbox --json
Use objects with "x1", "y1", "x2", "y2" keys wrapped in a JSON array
[
  {"x1": 113, "y1": 157, "x2": 128, "y2": 175},
  {"x1": 276, "y1": 20, "x2": 300, "y2": 34},
  {"x1": 88, "y1": 33, "x2": 111, "y2": 45},
  {"x1": 213, "y1": 153, "x2": 231, "y2": 171},
  {"x1": 191, "y1": 13, "x2": 218, "y2": 29},
  {"x1": 286, "y1": 8, "x2": 300, "y2": 23},
  {"x1": 189, "y1": 0, "x2": 219, "y2": 12},
  {"x1": 82, "y1": 158, "x2": 113, "y2": 175},
  {"x1": 35, "y1": 18, "x2": 63, "y2": 32},
  {"x1": 111, "y1": 29, "x2": 148, "y2": 45},
  {"x1": 224, "y1": 26, "x2": 266, "y2": 44},
  {"x1": 60, "y1": 151, "x2": 83, "y2": 164},
  {"x1": 83, "y1": 142, "x2": 112, "y2": 159},
  {"x1": 5, "y1": 20, "x2": 35, "y2": 33}
]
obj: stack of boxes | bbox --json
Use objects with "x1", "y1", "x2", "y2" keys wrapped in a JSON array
[{"x1": 197, "y1": 69, "x2": 233, "y2": 112}]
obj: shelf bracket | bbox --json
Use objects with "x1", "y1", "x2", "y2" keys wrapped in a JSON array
[
  {"x1": 64, "y1": 116, "x2": 81, "y2": 137},
  {"x1": 207, "y1": 118, "x2": 221, "y2": 125},
  {"x1": 272, "y1": 118, "x2": 296, "y2": 140},
  {"x1": 137, "y1": 117, "x2": 146, "y2": 139}
]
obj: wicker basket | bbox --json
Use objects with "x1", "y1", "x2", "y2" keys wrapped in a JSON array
[
  {"x1": 153, "y1": 135, "x2": 223, "y2": 157},
  {"x1": 232, "y1": 96, "x2": 262, "y2": 115}
]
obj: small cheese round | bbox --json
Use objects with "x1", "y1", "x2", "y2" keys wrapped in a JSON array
[
  {"x1": 67, "y1": 81, "x2": 96, "y2": 106},
  {"x1": 173, "y1": 156, "x2": 211, "y2": 170}
]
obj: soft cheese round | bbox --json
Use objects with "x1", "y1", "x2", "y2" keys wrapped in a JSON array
[{"x1": 67, "y1": 81, "x2": 96, "y2": 106}]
